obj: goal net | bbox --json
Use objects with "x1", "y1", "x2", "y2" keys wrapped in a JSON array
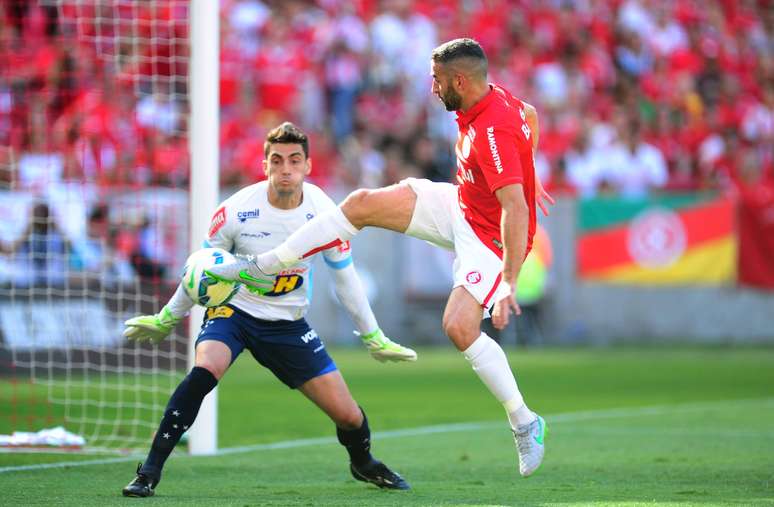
[{"x1": 0, "y1": 0, "x2": 195, "y2": 453}]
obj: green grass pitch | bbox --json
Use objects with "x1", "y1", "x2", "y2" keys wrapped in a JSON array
[{"x1": 1, "y1": 346, "x2": 773, "y2": 506}]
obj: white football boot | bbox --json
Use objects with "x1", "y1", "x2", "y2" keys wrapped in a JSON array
[{"x1": 513, "y1": 414, "x2": 546, "y2": 477}]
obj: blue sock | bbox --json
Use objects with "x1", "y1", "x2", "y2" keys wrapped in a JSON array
[{"x1": 140, "y1": 366, "x2": 218, "y2": 481}]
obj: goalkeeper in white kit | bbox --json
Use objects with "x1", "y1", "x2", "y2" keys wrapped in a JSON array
[{"x1": 121, "y1": 122, "x2": 416, "y2": 497}]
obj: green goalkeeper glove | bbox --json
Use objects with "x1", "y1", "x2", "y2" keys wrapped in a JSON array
[
  {"x1": 357, "y1": 329, "x2": 418, "y2": 363},
  {"x1": 123, "y1": 306, "x2": 182, "y2": 345}
]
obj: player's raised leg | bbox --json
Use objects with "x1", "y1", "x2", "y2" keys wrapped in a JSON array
[
  {"x1": 299, "y1": 370, "x2": 410, "y2": 490},
  {"x1": 257, "y1": 182, "x2": 417, "y2": 275},
  {"x1": 442, "y1": 287, "x2": 544, "y2": 477},
  {"x1": 122, "y1": 340, "x2": 232, "y2": 497}
]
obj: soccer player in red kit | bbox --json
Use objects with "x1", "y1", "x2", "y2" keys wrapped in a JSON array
[{"x1": 213, "y1": 38, "x2": 552, "y2": 477}]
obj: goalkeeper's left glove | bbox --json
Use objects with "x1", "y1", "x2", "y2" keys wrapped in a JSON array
[
  {"x1": 356, "y1": 329, "x2": 417, "y2": 363},
  {"x1": 123, "y1": 305, "x2": 181, "y2": 345}
]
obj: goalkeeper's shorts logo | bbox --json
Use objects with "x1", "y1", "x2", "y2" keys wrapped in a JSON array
[
  {"x1": 263, "y1": 274, "x2": 304, "y2": 297},
  {"x1": 300, "y1": 329, "x2": 318, "y2": 344},
  {"x1": 207, "y1": 306, "x2": 234, "y2": 319}
]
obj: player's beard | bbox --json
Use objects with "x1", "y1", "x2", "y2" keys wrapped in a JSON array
[
  {"x1": 440, "y1": 86, "x2": 463, "y2": 111},
  {"x1": 271, "y1": 177, "x2": 303, "y2": 203},
  {"x1": 274, "y1": 183, "x2": 301, "y2": 200}
]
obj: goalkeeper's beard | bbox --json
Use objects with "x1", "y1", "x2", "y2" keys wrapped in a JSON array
[{"x1": 271, "y1": 180, "x2": 303, "y2": 204}]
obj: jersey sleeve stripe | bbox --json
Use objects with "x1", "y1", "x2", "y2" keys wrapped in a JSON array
[
  {"x1": 323, "y1": 255, "x2": 353, "y2": 270},
  {"x1": 301, "y1": 239, "x2": 343, "y2": 259}
]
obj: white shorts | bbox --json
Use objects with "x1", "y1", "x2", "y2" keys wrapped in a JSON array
[{"x1": 403, "y1": 177, "x2": 509, "y2": 309}]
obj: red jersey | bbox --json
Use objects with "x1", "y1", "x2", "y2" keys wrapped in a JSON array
[{"x1": 454, "y1": 84, "x2": 537, "y2": 259}]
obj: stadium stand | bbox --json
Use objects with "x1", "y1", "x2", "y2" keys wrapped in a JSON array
[{"x1": 1, "y1": 0, "x2": 772, "y2": 282}]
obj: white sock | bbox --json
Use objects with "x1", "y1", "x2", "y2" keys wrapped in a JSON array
[
  {"x1": 463, "y1": 333, "x2": 535, "y2": 429},
  {"x1": 255, "y1": 207, "x2": 359, "y2": 274}
]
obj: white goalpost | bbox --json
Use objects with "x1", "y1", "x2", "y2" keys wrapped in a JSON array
[
  {"x1": 0, "y1": 0, "x2": 219, "y2": 454},
  {"x1": 186, "y1": 0, "x2": 219, "y2": 456}
]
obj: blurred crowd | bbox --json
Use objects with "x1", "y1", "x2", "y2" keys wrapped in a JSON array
[
  {"x1": 0, "y1": 199, "x2": 168, "y2": 287},
  {"x1": 1, "y1": 0, "x2": 774, "y2": 285},
  {"x1": 2, "y1": 0, "x2": 773, "y2": 196}
]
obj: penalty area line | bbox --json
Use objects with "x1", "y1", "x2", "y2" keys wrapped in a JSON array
[{"x1": 0, "y1": 397, "x2": 770, "y2": 474}]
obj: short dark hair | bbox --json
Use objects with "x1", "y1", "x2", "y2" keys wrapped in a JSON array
[
  {"x1": 431, "y1": 38, "x2": 488, "y2": 77},
  {"x1": 264, "y1": 121, "x2": 309, "y2": 158}
]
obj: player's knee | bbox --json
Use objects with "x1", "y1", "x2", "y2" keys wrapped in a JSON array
[
  {"x1": 334, "y1": 405, "x2": 364, "y2": 430},
  {"x1": 340, "y1": 189, "x2": 373, "y2": 228},
  {"x1": 194, "y1": 359, "x2": 228, "y2": 380},
  {"x1": 442, "y1": 317, "x2": 479, "y2": 351},
  {"x1": 442, "y1": 314, "x2": 462, "y2": 338}
]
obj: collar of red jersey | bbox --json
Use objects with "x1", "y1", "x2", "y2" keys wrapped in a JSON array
[{"x1": 455, "y1": 84, "x2": 497, "y2": 126}]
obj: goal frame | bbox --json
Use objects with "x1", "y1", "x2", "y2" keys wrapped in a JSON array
[{"x1": 186, "y1": 0, "x2": 219, "y2": 456}]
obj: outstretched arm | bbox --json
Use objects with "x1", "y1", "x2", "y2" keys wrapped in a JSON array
[
  {"x1": 329, "y1": 261, "x2": 378, "y2": 335},
  {"x1": 329, "y1": 262, "x2": 417, "y2": 362},
  {"x1": 123, "y1": 285, "x2": 193, "y2": 344}
]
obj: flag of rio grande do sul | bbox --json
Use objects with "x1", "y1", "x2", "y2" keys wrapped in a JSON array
[{"x1": 577, "y1": 194, "x2": 736, "y2": 285}]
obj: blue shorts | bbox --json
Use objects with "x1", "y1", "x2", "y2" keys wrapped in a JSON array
[{"x1": 195, "y1": 305, "x2": 337, "y2": 389}]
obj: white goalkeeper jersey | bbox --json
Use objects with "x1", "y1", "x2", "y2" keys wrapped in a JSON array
[{"x1": 203, "y1": 181, "x2": 352, "y2": 321}]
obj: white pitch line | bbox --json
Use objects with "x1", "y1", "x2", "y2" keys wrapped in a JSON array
[
  {"x1": 0, "y1": 455, "x2": 143, "y2": 473},
  {"x1": 1, "y1": 397, "x2": 771, "y2": 474}
]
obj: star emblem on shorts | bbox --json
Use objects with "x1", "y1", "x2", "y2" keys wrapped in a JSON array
[
  {"x1": 173, "y1": 424, "x2": 178, "y2": 429},
  {"x1": 162, "y1": 432, "x2": 170, "y2": 439},
  {"x1": 172, "y1": 410, "x2": 180, "y2": 416},
  {"x1": 183, "y1": 425, "x2": 189, "y2": 430}
]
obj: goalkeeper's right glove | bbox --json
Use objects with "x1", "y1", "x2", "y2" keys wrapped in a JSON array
[{"x1": 123, "y1": 306, "x2": 181, "y2": 345}]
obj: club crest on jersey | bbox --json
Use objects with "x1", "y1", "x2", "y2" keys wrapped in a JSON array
[
  {"x1": 338, "y1": 241, "x2": 351, "y2": 253},
  {"x1": 237, "y1": 208, "x2": 260, "y2": 222},
  {"x1": 263, "y1": 274, "x2": 304, "y2": 297},
  {"x1": 461, "y1": 134, "x2": 472, "y2": 159},
  {"x1": 466, "y1": 271, "x2": 482, "y2": 284},
  {"x1": 208, "y1": 207, "x2": 226, "y2": 237}
]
